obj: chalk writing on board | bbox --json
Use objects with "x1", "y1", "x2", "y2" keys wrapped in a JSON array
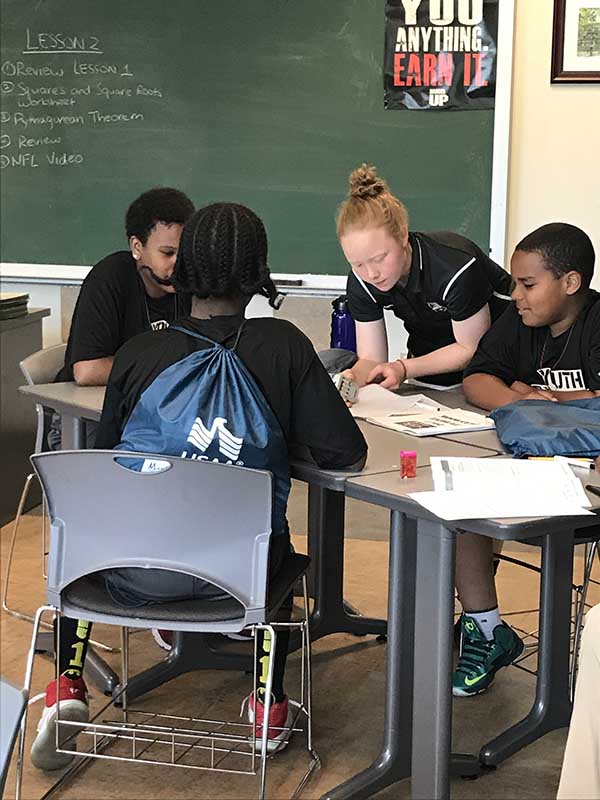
[
  {"x1": 23, "y1": 29, "x2": 103, "y2": 55},
  {"x1": 0, "y1": 29, "x2": 165, "y2": 170}
]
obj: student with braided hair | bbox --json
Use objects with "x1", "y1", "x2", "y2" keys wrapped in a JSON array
[
  {"x1": 332, "y1": 163, "x2": 512, "y2": 389},
  {"x1": 31, "y1": 202, "x2": 367, "y2": 770}
]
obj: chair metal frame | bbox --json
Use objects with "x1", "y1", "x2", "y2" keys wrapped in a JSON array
[
  {"x1": 2, "y1": 343, "x2": 66, "y2": 625},
  {"x1": 0, "y1": 677, "x2": 28, "y2": 797},
  {"x1": 16, "y1": 451, "x2": 320, "y2": 800},
  {"x1": 2, "y1": 343, "x2": 118, "y2": 657}
]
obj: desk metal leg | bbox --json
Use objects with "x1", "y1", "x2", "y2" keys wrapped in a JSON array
[
  {"x1": 305, "y1": 484, "x2": 387, "y2": 641},
  {"x1": 60, "y1": 412, "x2": 85, "y2": 450},
  {"x1": 480, "y1": 531, "x2": 574, "y2": 765},
  {"x1": 322, "y1": 512, "x2": 416, "y2": 800},
  {"x1": 119, "y1": 633, "x2": 254, "y2": 704},
  {"x1": 411, "y1": 519, "x2": 456, "y2": 800}
]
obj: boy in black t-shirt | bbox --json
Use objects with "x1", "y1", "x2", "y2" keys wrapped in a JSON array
[
  {"x1": 450, "y1": 223, "x2": 599, "y2": 698},
  {"x1": 464, "y1": 223, "x2": 600, "y2": 406},
  {"x1": 56, "y1": 187, "x2": 195, "y2": 386}
]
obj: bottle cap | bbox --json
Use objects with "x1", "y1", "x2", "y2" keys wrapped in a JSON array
[
  {"x1": 332, "y1": 295, "x2": 349, "y2": 312},
  {"x1": 400, "y1": 450, "x2": 417, "y2": 458}
]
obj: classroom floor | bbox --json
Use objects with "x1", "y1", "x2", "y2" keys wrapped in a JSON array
[{"x1": 2, "y1": 482, "x2": 599, "y2": 800}]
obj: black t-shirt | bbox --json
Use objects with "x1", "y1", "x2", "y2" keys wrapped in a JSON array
[
  {"x1": 95, "y1": 314, "x2": 368, "y2": 472},
  {"x1": 346, "y1": 231, "x2": 512, "y2": 385},
  {"x1": 464, "y1": 291, "x2": 600, "y2": 393},
  {"x1": 56, "y1": 251, "x2": 191, "y2": 382}
]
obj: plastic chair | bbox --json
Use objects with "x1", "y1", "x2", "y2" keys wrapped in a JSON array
[
  {"x1": 0, "y1": 678, "x2": 28, "y2": 797},
  {"x1": 18, "y1": 451, "x2": 319, "y2": 800},
  {"x1": 2, "y1": 343, "x2": 66, "y2": 623}
]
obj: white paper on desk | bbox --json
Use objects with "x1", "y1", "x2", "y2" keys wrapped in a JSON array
[
  {"x1": 407, "y1": 378, "x2": 462, "y2": 391},
  {"x1": 349, "y1": 384, "x2": 442, "y2": 419},
  {"x1": 417, "y1": 457, "x2": 593, "y2": 519},
  {"x1": 430, "y1": 457, "x2": 590, "y2": 503},
  {"x1": 408, "y1": 491, "x2": 595, "y2": 520}
]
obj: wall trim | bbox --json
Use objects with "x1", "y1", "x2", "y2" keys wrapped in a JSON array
[{"x1": 0, "y1": 263, "x2": 347, "y2": 297}]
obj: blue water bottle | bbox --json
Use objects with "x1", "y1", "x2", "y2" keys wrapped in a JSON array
[{"x1": 330, "y1": 295, "x2": 357, "y2": 353}]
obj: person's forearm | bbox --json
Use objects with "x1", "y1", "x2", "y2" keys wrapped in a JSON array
[
  {"x1": 554, "y1": 390, "x2": 600, "y2": 403},
  {"x1": 347, "y1": 358, "x2": 380, "y2": 386},
  {"x1": 73, "y1": 357, "x2": 114, "y2": 386},
  {"x1": 463, "y1": 373, "x2": 523, "y2": 411},
  {"x1": 402, "y1": 341, "x2": 475, "y2": 380}
]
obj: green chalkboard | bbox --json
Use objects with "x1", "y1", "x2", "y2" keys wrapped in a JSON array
[{"x1": 0, "y1": 0, "x2": 495, "y2": 275}]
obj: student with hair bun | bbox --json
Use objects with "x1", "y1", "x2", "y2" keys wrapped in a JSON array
[
  {"x1": 334, "y1": 165, "x2": 526, "y2": 698},
  {"x1": 334, "y1": 163, "x2": 512, "y2": 388}
]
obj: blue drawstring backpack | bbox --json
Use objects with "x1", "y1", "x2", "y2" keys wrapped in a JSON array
[
  {"x1": 115, "y1": 324, "x2": 291, "y2": 537},
  {"x1": 490, "y1": 396, "x2": 600, "y2": 459}
]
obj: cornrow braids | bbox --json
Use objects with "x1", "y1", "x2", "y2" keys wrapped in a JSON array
[
  {"x1": 336, "y1": 163, "x2": 409, "y2": 241},
  {"x1": 172, "y1": 203, "x2": 280, "y2": 307}
]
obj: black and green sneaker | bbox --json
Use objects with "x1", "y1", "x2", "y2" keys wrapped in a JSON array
[{"x1": 452, "y1": 616, "x2": 524, "y2": 697}]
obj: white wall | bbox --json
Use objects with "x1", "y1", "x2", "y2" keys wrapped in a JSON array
[{"x1": 506, "y1": 0, "x2": 600, "y2": 289}]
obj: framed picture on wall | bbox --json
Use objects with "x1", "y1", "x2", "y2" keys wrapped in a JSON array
[{"x1": 551, "y1": 0, "x2": 600, "y2": 82}]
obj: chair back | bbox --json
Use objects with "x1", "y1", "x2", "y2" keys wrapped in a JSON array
[
  {"x1": 0, "y1": 678, "x2": 27, "y2": 796},
  {"x1": 20, "y1": 344, "x2": 67, "y2": 453},
  {"x1": 31, "y1": 451, "x2": 273, "y2": 618},
  {"x1": 20, "y1": 343, "x2": 67, "y2": 387}
]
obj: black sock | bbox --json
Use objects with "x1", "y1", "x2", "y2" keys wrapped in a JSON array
[
  {"x1": 55, "y1": 618, "x2": 93, "y2": 679},
  {"x1": 255, "y1": 593, "x2": 292, "y2": 704}
]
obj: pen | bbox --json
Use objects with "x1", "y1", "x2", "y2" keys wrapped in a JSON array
[
  {"x1": 585, "y1": 484, "x2": 600, "y2": 498},
  {"x1": 555, "y1": 456, "x2": 595, "y2": 470}
]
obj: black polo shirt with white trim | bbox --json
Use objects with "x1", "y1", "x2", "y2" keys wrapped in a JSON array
[
  {"x1": 346, "y1": 231, "x2": 512, "y2": 385},
  {"x1": 464, "y1": 291, "x2": 600, "y2": 393}
]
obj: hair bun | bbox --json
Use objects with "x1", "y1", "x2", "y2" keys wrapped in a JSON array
[{"x1": 348, "y1": 164, "x2": 388, "y2": 199}]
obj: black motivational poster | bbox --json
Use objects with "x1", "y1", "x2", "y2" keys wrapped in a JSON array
[{"x1": 384, "y1": 0, "x2": 498, "y2": 110}]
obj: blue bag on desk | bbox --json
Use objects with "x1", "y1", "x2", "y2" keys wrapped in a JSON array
[
  {"x1": 490, "y1": 397, "x2": 600, "y2": 458},
  {"x1": 114, "y1": 324, "x2": 291, "y2": 537}
]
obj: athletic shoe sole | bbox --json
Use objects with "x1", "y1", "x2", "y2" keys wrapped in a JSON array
[
  {"x1": 30, "y1": 700, "x2": 89, "y2": 771},
  {"x1": 452, "y1": 637, "x2": 525, "y2": 698}
]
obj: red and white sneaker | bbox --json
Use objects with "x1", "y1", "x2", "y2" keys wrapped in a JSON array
[
  {"x1": 152, "y1": 629, "x2": 174, "y2": 652},
  {"x1": 243, "y1": 692, "x2": 294, "y2": 754},
  {"x1": 30, "y1": 676, "x2": 89, "y2": 771}
]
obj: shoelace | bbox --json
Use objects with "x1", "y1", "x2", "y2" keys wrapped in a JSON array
[{"x1": 455, "y1": 638, "x2": 495, "y2": 676}]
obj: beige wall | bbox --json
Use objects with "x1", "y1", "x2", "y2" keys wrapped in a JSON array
[{"x1": 506, "y1": 0, "x2": 600, "y2": 289}]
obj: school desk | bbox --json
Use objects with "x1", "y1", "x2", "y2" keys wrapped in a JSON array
[
  {"x1": 20, "y1": 381, "x2": 599, "y2": 799},
  {"x1": 324, "y1": 468, "x2": 600, "y2": 800}
]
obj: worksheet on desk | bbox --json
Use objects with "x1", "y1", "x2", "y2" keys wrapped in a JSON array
[
  {"x1": 349, "y1": 385, "x2": 443, "y2": 419},
  {"x1": 409, "y1": 457, "x2": 593, "y2": 520}
]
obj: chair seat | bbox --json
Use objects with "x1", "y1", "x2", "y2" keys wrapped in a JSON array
[
  {"x1": 63, "y1": 577, "x2": 245, "y2": 623},
  {"x1": 62, "y1": 552, "x2": 311, "y2": 626}
]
